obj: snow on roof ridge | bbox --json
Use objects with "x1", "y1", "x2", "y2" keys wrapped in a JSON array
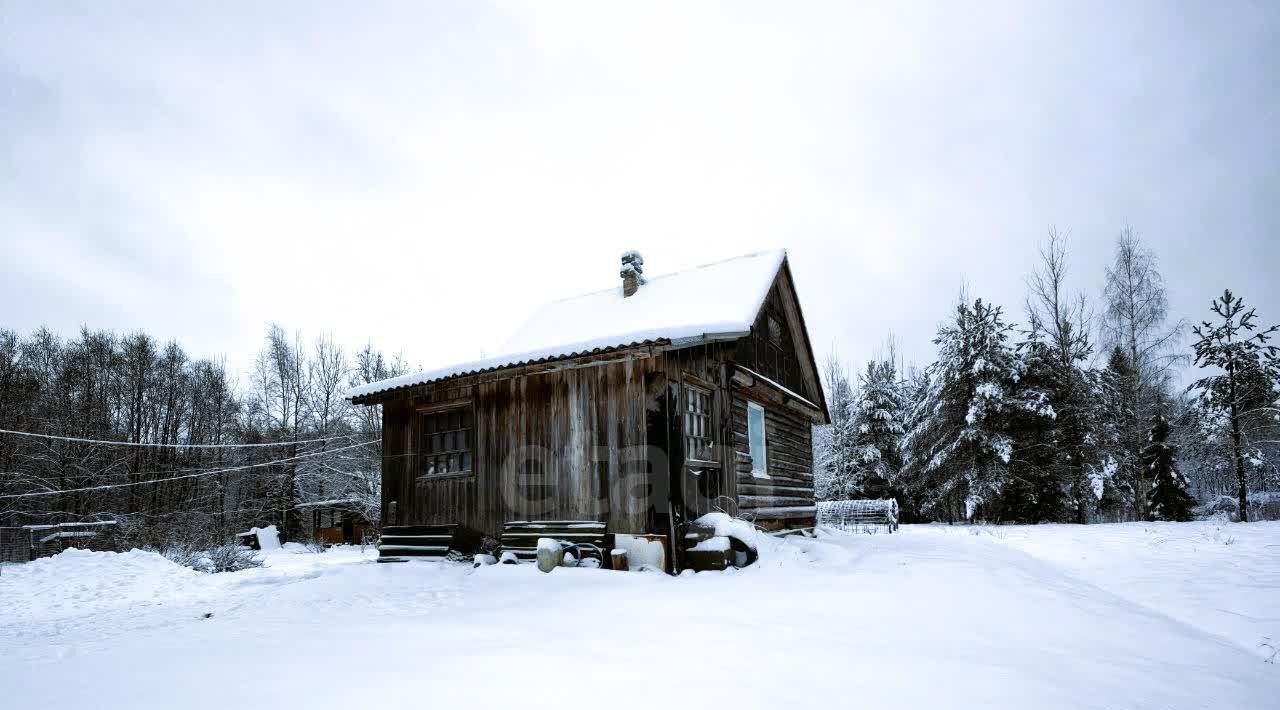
[
  {"x1": 347, "y1": 248, "x2": 789, "y2": 399},
  {"x1": 542, "y1": 248, "x2": 786, "y2": 305}
]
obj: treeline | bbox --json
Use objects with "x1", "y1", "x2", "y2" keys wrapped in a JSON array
[
  {"x1": 816, "y1": 229, "x2": 1280, "y2": 524},
  {"x1": 0, "y1": 324, "x2": 408, "y2": 545}
]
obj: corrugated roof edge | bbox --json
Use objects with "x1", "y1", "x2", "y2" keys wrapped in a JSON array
[
  {"x1": 347, "y1": 339, "x2": 665, "y2": 401},
  {"x1": 347, "y1": 325, "x2": 752, "y2": 401}
]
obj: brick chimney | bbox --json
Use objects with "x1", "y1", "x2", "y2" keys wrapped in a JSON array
[{"x1": 620, "y1": 251, "x2": 644, "y2": 297}]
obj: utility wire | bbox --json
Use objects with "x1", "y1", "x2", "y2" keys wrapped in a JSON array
[
  {"x1": 0, "y1": 429, "x2": 360, "y2": 449},
  {"x1": 0, "y1": 439, "x2": 378, "y2": 500},
  {"x1": 0, "y1": 441, "x2": 353, "y2": 480}
]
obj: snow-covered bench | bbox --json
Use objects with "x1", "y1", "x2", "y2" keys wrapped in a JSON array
[{"x1": 499, "y1": 520, "x2": 610, "y2": 565}]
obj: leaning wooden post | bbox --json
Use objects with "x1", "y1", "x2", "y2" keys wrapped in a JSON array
[{"x1": 610, "y1": 548, "x2": 628, "y2": 571}]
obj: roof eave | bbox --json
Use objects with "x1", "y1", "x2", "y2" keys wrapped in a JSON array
[{"x1": 348, "y1": 341, "x2": 668, "y2": 406}]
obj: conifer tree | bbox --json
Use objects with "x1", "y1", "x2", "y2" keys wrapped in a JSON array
[
  {"x1": 901, "y1": 297, "x2": 1025, "y2": 520},
  {"x1": 818, "y1": 355, "x2": 860, "y2": 499},
  {"x1": 1187, "y1": 290, "x2": 1280, "y2": 522},
  {"x1": 1143, "y1": 415, "x2": 1195, "y2": 521},
  {"x1": 850, "y1": 357, "x2": 906, "y2": 498},
  {"x1": 1025, "y1": 230, "x2": 1097, "y2": 522},
  {"x1": 998, "y1": 337, "x2": 1064, "y2": 522},
  {"x1": 1096, "y1": 346, "x2": 1139, "y2": 514}
]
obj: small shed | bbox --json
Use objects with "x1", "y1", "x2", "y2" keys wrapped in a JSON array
[{"x1": 297, "y1": 498, "x2": 372, "y2": 545}]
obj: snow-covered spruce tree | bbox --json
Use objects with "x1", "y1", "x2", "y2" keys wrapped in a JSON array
[
  {"x1": 811, "y1": 423, "x2": 835, "y2": 500},
  {"x1": 849, "y1": 357, "x2": 906, "y2": 499},
  {"x1": 995, "y1": 336, "x2": 1063, "y2": 522},
  {"x1": 1187, "y1": 290, "x2": 1280, "y2": 522},
  {"x1": 1170, "y1": 396, "x2": 1234, "y2": 504},
  {"x1": 895, "y1": 366, "x2": 933, "y2": 519},
  {"x1": 1094, "y1": 346, "x2": 1139, "y2": 516},
  {"x1": 1143, "y1": 415, "x2": 1195, "y2": 521},
  {"x1": 816, "y1": 354, "x2": 860, "y2": 500},
  {"x1": 901, "y1": 297, "x2": 1023, "y2": 521},
  {"x1": 1222, "y1": 356, "x2": 1280, "y2": 496}
]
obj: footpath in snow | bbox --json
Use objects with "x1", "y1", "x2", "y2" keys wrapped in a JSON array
[{"x1": 1, "y1": 521, "x2": 1277, "y2": 710}]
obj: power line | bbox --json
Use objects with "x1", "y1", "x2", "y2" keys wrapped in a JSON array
[
  {"x1": 0, "y1": 439, "x2": 378, "y2": 500},
  {"x1": 0, "y1": 443, "x2": 345, "y2": 481},
  {"x1": 0, "y1": 429, "x2": 360, "y2": 449}
]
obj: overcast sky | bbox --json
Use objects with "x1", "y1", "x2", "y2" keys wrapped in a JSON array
[{"x1": 2, "y1": 2, "x2": 1277, "y2": 386}]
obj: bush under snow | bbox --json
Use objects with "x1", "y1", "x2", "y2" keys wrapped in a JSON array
[{"x1": 152, "y1": 542, "x2": 263, "y2": 574}]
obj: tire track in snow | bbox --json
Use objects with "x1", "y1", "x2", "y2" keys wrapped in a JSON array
[{"x1": 928, "y1": 526, "x2": 1277, "y2": 664}]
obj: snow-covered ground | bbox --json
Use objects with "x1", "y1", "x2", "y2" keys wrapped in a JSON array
[{"x1": 2, "y1": 521, "x2": 1277, "y2": 709}]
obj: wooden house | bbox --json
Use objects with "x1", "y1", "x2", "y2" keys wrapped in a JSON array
[{"x1": 349, "y1": 249, "x2": 828, "y2": 569}]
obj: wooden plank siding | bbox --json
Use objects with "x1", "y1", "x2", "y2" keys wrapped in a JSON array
[
  {"x1": 381, "y1": 353, "x2": 659, "y2": 538},
  {"x1": 732, "y1": 265, "x2": 823, "y2": 408},
  {"x1": 661, "y1": 344, "x2": 737, "y2": 524}
]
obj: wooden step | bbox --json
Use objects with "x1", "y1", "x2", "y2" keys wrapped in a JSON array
[
  {"x1": 504, "y1": 520, "x2": 606, "y2": 529},
  {"x1": 379, "y1": 535, "x2": 452, "y2": 547},
  {"x1": 683, "y1": 548, "x2": 732, "y2": 572},
  {"x1": 377, "y1": 544, "x2": 450, "y2": 552},
  {"x1": 682, "y1": 533, "x2": 757, "y2": 571},
  {"x1": 500, "y1": 531, "x2": 608, "y2": 543},
  {"x1": 378, "y1": 546, "x2": 449, "y2": 557},
  {"x1": 683, "y1": 523, "x2": 717, "y2": 544},
  {"x1": 375, "y1": 522, "x2": 481, "y2": 561},
  {"x1": 382, "y1": 524, "x2": 457, "y2": 536}
]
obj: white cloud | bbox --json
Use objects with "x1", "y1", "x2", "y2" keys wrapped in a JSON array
[{"x1": 1, "y1": 1, "x2": 1276, "y2": 381}]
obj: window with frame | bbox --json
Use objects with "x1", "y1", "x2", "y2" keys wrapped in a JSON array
[
  {"x1": 420, "y1": 406, "x2": 473, "y2": 477},
  {"x1": 747, "y1": 401, "x2": 768, "y2": 479},
  {"x1": 684, "y1": 384, "x2": 714, "y2": 462}
]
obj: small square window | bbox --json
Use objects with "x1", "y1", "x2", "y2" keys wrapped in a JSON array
[{"x1": 420, "y1": 406, "x2": 473, "y2": 477}]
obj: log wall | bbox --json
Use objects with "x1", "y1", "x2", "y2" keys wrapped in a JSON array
[{"x1": 730, "y1": 375, "x2": 818, "y2": 529}]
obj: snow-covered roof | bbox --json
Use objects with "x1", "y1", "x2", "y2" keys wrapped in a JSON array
[{"x1": 348, "y1": 249, "x2": 787, "y2": 399}]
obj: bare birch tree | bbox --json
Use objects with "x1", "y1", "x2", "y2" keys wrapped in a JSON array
[
  {"x1": 1026, "y1": 229, "x2": 1095, "y2": 522},
  {"x1": 1101, "y1": 227, "x2": 1183, "y2": 517}
]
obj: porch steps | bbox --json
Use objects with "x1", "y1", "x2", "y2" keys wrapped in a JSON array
[{"x1": 377, "y1": 524, "x2": 478, "y2": 562}]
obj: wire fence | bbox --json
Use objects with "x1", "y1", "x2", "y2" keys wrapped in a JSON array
[
  {"x1": 817, "y1": 499, "x2": 900, "y2": 534},
  {"x1": 0, "y1": 527, "x2": 30, "y2": 564}
]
